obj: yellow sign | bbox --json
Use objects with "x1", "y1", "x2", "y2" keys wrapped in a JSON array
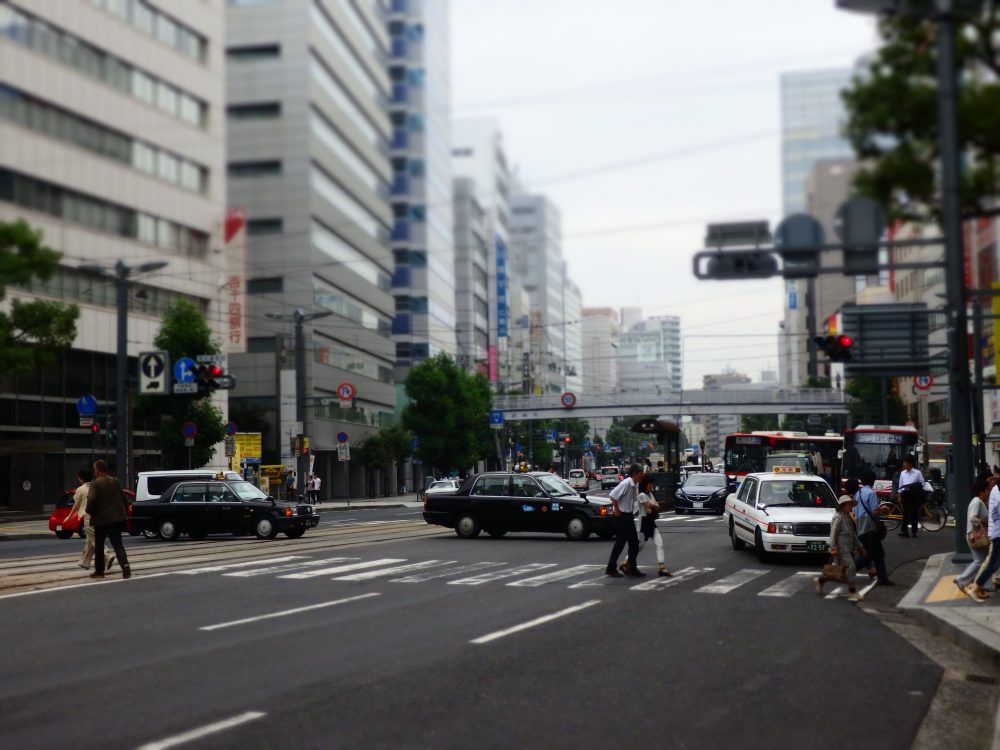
[
  {"x1": 234, "y1": 432, "x2": 262, "y2": 458},
  {"x1": 260, "y1": 464, "x2": 285, "y2": 479},
  {"x1": 772, "y1": 466, "x2": 802, "y2": 474}
]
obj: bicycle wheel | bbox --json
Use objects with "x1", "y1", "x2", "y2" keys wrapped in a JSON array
[
  {"x1": 879, "y1": 502, "x2": 902, "y2": 532},
  {"x1": 919, "y1": 502, "x2": 947, "y2": 532}
]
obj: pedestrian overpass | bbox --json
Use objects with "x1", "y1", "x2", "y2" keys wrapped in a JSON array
[{"x1": 493, "y1": 388, "x2": 848, "y2": 421}]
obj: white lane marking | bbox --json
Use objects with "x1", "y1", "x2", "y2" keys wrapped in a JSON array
[
  {"x1": 395, "y1": 511, "x2": 424, "y2": 516},
  {"x1": 391, "y1": 561, "x2": 505, "y2": 583},
  {"x1": 696, "y1": 568, "x2": 769, "y2": 594},
  {"x1": 449, "y1": 563, "x2": 557, "y2": 586},
  {"x1": 825, "y1": 585, "x2": 847, "y2": 600},
  {"x1": 136, "y1": 711, "x2": 267, "y2": 750},
  {"x1": 224, "y1": 558, "x2": 358, "y2": 578},
  {"x1": 199, "y1": 593, "x2": 380, "y2": 632},
  {"x1": 279, "y1": 559, "x2": 405, "y2": 579},
  {"x1": 630, "y1": 566, "x2": 713, "y2": 591},
  {"x1": 858, "y1": 579, "x2": 878, "y2": 599},
  {"x1": 0, "y1": 572, "x2": 172, "y2": 601},
  {"x1": 507, "y1": 564, "x2": 604, "y2": 588},
  {"x1": 659, "y1": 516, "x2": 688, "y2": 523},
  {"x1": 683, "y1": 516, "x2": 708, "y2": 522},
  {"x1": 332, "y1": 560, "x2": 453, "y2": 581},
  {"x1": 175, "y1": 556, "x2": 309, "y2": 575},
  {"x1": 470, "y1": 600, "x2": 602, "y2": 644},
  {"x1": 568, "y1": 570, "x2": 624, "y2": 589},
  {"x1": 758, "y1": 571, "x2": 815, "y2": 598}
]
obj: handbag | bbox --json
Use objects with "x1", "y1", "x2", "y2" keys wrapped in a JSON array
[
  {"x1": 860, "y1": 496, "x2": 887, "y2": 541},
  {"x1": 969, "y1": 517, "x2": 990, "y2": 551},
  {"x1": 822, "y1": 557, "x2": 847, "y2": 582}
]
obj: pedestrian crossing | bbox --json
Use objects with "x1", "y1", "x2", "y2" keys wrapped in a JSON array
[{"x1": 172, "y1": 553, "x2": 843, "y2": 599}]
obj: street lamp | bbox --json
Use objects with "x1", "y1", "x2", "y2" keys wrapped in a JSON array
[
  {"x1": 79, "y1": 259, "x2": 168, "y2": 485},
  {"x1": 266, "y1": 308, "x2": 333, "y2": 497}
]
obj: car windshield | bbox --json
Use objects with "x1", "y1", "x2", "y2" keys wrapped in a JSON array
[
  {"x1": 684, "y1": 475, "x2": 725, "y2": 489},
  {"x1": 536, "y1": 474, "x2": 577, "y2": 497},
  {"x1": 758, "y1": 480, "x2": 837, "y2": 508},
  {"x1": 601, "y1": 468, "x2": 618, "y2": 475},
  {"x1": 230, "y1": 481, "x2": 268, "y2": 501}
]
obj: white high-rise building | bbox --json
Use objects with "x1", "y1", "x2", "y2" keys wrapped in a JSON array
[
  {"x1": 582, "y1": 307, "x2": 620, "y2": 436},
  {"x1": 563, "y1": 275, "x2": 583, "y2": 396},
  {"x1": 0, "y1": 0, "x2": 228, "y2": 510}
]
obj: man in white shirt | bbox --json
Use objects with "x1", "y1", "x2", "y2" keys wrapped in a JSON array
[
  {"x1": 311, "y1": 474, "x2": 322, "y2": 503},
  {"x1": 605, "y1": 463, "x2": 646, "y2": 578},
  {"x1": 897, "y1": 455, "x2": 926, "y2": 538}
]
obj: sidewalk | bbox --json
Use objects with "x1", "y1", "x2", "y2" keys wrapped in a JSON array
[{"x1": 899, "y1": 552, "x2": 1000, "y2": 668}]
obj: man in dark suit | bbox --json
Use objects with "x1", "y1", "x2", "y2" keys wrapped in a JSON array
[{"x1": 87, "y1": 460, "x2": 132, "y2": 579}]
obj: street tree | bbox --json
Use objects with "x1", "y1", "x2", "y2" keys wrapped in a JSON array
[
  {"x1": 0, "y1": 219, "x2": 79, "y2": 373},
  {"x1": 845, "y1": 376, "x2": 907, "y2": 425},
  {"x1": 842, "y1": 7, "x2": 1000, "y2": 221},
  {"x1": 138, "y1": 299, "x2": 226, "y2": 467},
  {"x1": 402, "y1": 353, "x2": 492, "y2": 475}
]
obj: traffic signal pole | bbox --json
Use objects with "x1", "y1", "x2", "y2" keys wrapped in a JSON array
[{"x1": 114, "y1": 261, "x2": 128, "y2": 484}]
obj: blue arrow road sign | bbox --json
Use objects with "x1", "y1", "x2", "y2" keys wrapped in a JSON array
[
  {"x1": 173, "y1": 357, "x2": 196, "y2": 384},
  {"x1": 76, "y1": 395, "x2": 97, "y2": 416},
  {"x1": 583, "y1": 439, "x2": 592, "y2": 449},
  {"x1": 489, "y1": 410, "x2": 505, "y2": 426}
]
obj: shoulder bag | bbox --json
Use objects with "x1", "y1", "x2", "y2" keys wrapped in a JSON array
[
  {"x1": 969, "y1": 516, "x2": 990, "y2": 551},
  {"x1": 861, "y1": 495, "x2": 887, "y2": 541}
]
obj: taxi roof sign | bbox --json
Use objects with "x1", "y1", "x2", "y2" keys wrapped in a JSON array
[{"x1": 772, "y1": 466, "x2": 802, "y2": 474}]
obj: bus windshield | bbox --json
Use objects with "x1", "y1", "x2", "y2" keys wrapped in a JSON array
[
  {"x1": 724, "y1": 437, "x2": 767, "y2": 475},
  {"x1": 843, "y1": 433, "x2": 915, "y2": 481}
]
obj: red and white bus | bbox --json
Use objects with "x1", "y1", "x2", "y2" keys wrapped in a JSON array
[
  {"x1": 841, "y1": 425, "x2": 920, "y2": 496},
  {"x1": 723, "y1": 431, "x2": 843, "y2": 484}
]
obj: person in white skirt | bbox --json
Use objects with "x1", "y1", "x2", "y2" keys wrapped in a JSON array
[{"x1": 633, "y1": 474, "x2": 671, "y2": 577}]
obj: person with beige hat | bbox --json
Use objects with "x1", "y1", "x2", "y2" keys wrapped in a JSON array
[{"x1": 814, "y1": 494, "x2": 866, "y2": 601}]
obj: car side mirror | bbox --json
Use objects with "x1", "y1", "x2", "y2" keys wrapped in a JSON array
[
  {"x1": 755, "y1": 502, "x2": 767, "y2": 511},
  {"x1": 579, "y1": 492, "x2": 587, "y2": 500}
]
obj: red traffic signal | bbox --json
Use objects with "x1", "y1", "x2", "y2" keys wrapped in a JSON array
[
  {"x1": 814, "y1": 334, "x2": 854, "y2": 362},
  {"x1": 207, "y1": 364, "x2": 222, "y2": 378},
  {"x1": 90, "y1": 423, "x2": 99, "y2": 434},
  {"x1": 837, "y1": 335, "x2": 853, "y2": 348}
]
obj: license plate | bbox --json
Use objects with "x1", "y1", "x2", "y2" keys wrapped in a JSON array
[
  {"x1": 807, "y1": 540, "x2": 827, "y2": 552},
  {"x1": 693, "y1": 502, "x2": 703, "y2": 509}
]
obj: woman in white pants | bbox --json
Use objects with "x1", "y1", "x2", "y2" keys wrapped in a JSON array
[{"x1": 637, "y1": 475, "x2": 670, "y2": 577}]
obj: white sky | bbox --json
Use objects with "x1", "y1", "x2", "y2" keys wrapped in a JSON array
[{"x1": 451, "y1": 0, "x2": 877, "y2": 388}]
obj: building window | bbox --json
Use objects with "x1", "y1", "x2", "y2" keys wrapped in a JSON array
[
  {"x1": 247, "y1": 336, "x2": 277, "y2": 353},
  {"x1": 227, "y1": 102, "x2": 282, "y2": 119},
  {"x1": 247, "y1": 218, "x2": 284, "y2": 235},
  {"x1": 89, "y1": 0, "x2": 207, "y2": 62},
  {"x1": 226, "y1": 44, "x2": 281, "y2": 60},
  {"x1": 228, "y1": 160, "x2": 282, "y2": 177},
  {"x1": 247, "y1": 277, "x2": 283, "y2": 294}
]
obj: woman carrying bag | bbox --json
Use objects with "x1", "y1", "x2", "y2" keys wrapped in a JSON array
[
  {"x1": 814, "y1": 495, "x2": 866, "y2": 602},
  {"x1": 955, "y1": 477, "x2": 992, "y2": 600}
]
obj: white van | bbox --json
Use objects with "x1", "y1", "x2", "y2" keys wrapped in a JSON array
[{"x1": 135, "y1": 469, "x2": 243, "y2": 503}]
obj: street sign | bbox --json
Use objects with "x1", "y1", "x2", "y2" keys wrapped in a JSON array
[
  {"x1": 173, "y1": 382, "x2": 198, "y2": 394},
  {"x1": 489, "y1": 410, "x2": 505, "y2": 430},
  {"x1": 807, "y1": 414, "x2": 822, "y2": 427},
  {"x1": 235, "y1": 432, "x2": 262, "y2": 458},
  {"x1": 337, "y1": 382, "x2": 356, "y2": 401},
  {"x1": 76, "y1": 395, "x2": 97, "y2": 416},
  {"x1": 337, "y1": 431, "x2": 349, "y2": 443},
  {"x1": 180, "y1": 421, "x2": 198, "y2": 438},
  {"x1": 560, "y1": 391, "x2": 577, "y2": 409},
  {"x1": 79, "y1": 417, "x2": 93, "y2": 427},
  {"x1": 224, "y1": 437, "x2": 235, "y2": 457},
  {"x1": 139, "y1": 351, "x2": 169, "y2": 395},
  {"x1": 338, "y1": 443, "x2": 350, "y2": 462},
  {"x1": 841, "y1": 304, "x2": 931, "y2": 377},
  {"x1": 196, "y1": 354, "x2": 226, "y2": 363},
  {"x1": 184, "y1": 437, "x2": 195, "y2": 447},
  {"x1": 225, "y1": 421, "x2": 238, "y2": 436},
  {"x1": 173, "y1": 357, "x2": 196, "y2": 384},
  {"x1": 546, "y1": 429, "x2": 557, "y2": 444},
  {"x1": 913, "y1": 374, "x2": 934, "y2": 391},
  {"x1": 583, "y1": 439, "x2": 592, "y2": 449}
]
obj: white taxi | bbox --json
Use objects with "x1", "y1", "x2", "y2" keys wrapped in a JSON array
[{"x1": 724, "y1": 469, "x2": 838, "y2": 563}]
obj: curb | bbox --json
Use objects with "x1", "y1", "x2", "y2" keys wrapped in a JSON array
[{"x1": 898, "y1": 553, "x2": 1000, "y2": 669}]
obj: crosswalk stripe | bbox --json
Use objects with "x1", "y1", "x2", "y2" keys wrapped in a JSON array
[
  {"x1": 391, "y1": 561, "x2": 506, "y2": 583},
  {"x1": 278, "y1": 558, "x2": 406, "y2": 579},
  {"x1": 696, "y1": 568, "x2": 769, "y2": 594},
  {"x1": 825, "y1": 585, "x2": 847, "y2": 599},
  {"x1": 449, "y1": 563, "x2": 557, "y2": 586},
  {"x1": 332, "y1": 560, "x2": 454, "y2": 581},
  {"x1": 175, "y1": 556, "x2": 309, "y2": 575},
  {"x1": 225, "y1": 557, "x2": 358, "y2": 578},
  {"x1": 683, "y1": 517, "x2": 707, "y2": 522},
  {"x1": 507, "y1": 565, "x2": 604, "y2": 587},
  {"x1": 630, "y1": 566, "x2": 714, "y2": 591},
  {"x1": 758, "y1": 571, "x2": 814, "y2": 598}
]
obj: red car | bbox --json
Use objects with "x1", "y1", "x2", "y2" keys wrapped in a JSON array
[{"x1": 48, "y1": 489, "x2": 137, "y2": 539}]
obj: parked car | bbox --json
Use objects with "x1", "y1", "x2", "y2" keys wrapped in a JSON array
[
  {"x1": 423, "y1": 471, "x2": 615, "y2": 541},
  {"x1": 567, "y1": 469, "x2": 589, "y2": 491},
  {"x1": 675, "y1": 472, "x2": 729, "y2": 515},
  {"x1": 48, "y1": 488, "x2": 138, "y2": 539},
  {"x1": 599, "y1": 466, "x2": 623, "y2": 490},
  {"x1": 134, "y1": 469, "x2": 243, "y2": 503},
  {"x1": 129, "y1": 479, "x2": 319, "y2": 541}
]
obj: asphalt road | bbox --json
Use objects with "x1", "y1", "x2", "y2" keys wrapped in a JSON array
[{"x1": 0, "y1": 502, "x2": 953, "y2": 750}]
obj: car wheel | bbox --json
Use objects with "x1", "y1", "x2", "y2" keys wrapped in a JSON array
[
  {"x1": 754, "y1": 528, "x2": 769, "y2": 563},
  {"x1": 285, "y1": 528, "x2": 306, "y2": 539},
  {"x1": 54, "y1": 529, "x2": 73, "y2": 540},
  {"x1": 730, "y1": 518, "x2": 745, "y2": 551},
  {"x1": 159, "y1": 520, "x2": 180, "y2": 542},
  {"x1": 484, "y1": 527, "x2": 507, "y2": 538},
  {"x1": 255, "y1": 515, "x2": 278, "y2": 540},
  {"x1": 455, "y1": 513, "x2": 480, "y2": 539},
  {"x1": 564, "y1": 514, "x2": 591, "y2": 541}
]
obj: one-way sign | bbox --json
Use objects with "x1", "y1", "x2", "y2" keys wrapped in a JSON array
[{"x1": 139, "y1": 351, "x2": 170, "y2": 395}]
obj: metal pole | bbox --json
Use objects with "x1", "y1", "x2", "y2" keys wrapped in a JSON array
[
  {"x1": 973, "y1": 298, "x2": 987, "y2": 469},
  {"x1": 114, "y1": 261, "x2": 128, "y2": 484},
  {"x1": 806, "y1": 279, "x2": 818, "y2": 380},
  {"x1": 935, "y1": 11, "x2": 973, "y2": 560},
  {"x1": 294, "y1": 309, "x2": 306, "y2": 502}
]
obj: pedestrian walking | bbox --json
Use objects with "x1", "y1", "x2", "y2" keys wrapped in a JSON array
[
  {"x1": 854, "y1": 471, "x2": 894, "y2": 587},
  {"x1": 814, "y1": 495, "x2": 866, "y2": 601},
  {"x1": 285, "y1": 470, "x2": 296, "y2": 502},
  {"x1": 968, "y1": 476, "x2": 1000, "y2": 602},
  {"x1": 605, "y1": 463, "x2": 646, "y2": 578},
  {"x1": 636, "y1": 475, "x2": 670, "y2": 577},
  {"x1": 955, "y1": 477, "x2": 992, "y2": 599},
  {"x1": 311, "y1": 473, "x2": 322, "y2": 503},
  {"x1": 86, "y1": 460, "x2": 131, "y2": 580},
  {"x1": 897, "y1": 455, "x2": 926, "y2": 538},
  {"x1": 66, "y1": 467, "x2": 114, "y2": 571}
]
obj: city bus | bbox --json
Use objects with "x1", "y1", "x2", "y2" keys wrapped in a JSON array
[
  {"x1": 841, "y1": 425, "x2": 920, "y2": 496},
  {"x1": 723, "y1": 431, "x2": 843, "y2": 484}
]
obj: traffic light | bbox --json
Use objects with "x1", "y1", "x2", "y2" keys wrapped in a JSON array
[
  {"x1": 563, "y1": 435, "x2": 571, "y2": 444},
  {"x1": 699, "y1": 250, "x2": 779, "y2": 280},
  {"x1": 89, "y1": 422, "x2": 100, "y2": 438},
  {"x1": 195, "y1": 362, "x2": 225, "y2": 392},
  {"x1": 815, "y1": 334, "x2": 854, "y2": 362},
  {"x1": 105, "y1": 424, "x2": 117, "y2": 448}
]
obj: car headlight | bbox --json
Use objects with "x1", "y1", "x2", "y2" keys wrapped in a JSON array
[
  {"x1": 284, "y1": 507, "x2": 294, "y2": 517},
  {"x1": 676, "y1": 491, "x2": 686, "y2": 500},
  {"x1": 767, "y1": 522, "x2": 793, "y2": 534},
  {"x1": 598, "y1": 506, "x2": 609, "y2": 516}
]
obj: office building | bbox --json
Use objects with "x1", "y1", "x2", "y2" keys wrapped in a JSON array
[
  {"x1": 703, "y1": 370, "x2": 750, "y2": 455},
  {"x1": 452, "y1": 177, "x2": 489, "y2": 376},
  {"x1": 0, "y1": 0, "x2": 228, "y2": 511},
  {"x1": 581, "y1": 307, "x2": 620, "y2": 436},
  {"x1": 563, "y1": 275, "x2": 583, "y2": 395},
  {"x1": 619, "y1": 317, "x2": 679, "y2": 396},
  {"x1": 226, "y1": 0, "x2": 395, "y2": 497},
  {"x1": 387, "y1": 0, "x2": 455, "y2": 375}
]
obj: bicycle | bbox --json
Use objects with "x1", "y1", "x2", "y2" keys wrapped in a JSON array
[{"x1": 878, "y1": 497, "x2": 948, "y2": 532}]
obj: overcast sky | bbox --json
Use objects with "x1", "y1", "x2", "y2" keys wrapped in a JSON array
[{"x1": 451, "y1": 0, "x2": 876, "y2": 388}]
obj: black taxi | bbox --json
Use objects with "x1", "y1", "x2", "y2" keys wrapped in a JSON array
[
  {"x1": 423, "y1": 471, "x2": 615, "y2": 541},
  {"x1": 130, "y1": 479, "x2": 319, "y2": 541}
]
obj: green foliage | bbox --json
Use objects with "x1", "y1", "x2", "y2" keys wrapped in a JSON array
[
  {"x1": 140, "y1": 299, "x2": 225, "y2": 467},
  {"x1": 0, "y1": 219, "x2": 79, "y2": 373},
  {"x1": 402, "y1": 353, "x2": 492, "y2": 475},
  {"x1": 741, "y1": 414, "x2": 779, "y2": 433},
  {"x1": 845, "y1": 376, "x2": 907, "y2": 425},
  {"x1": 842, "y1": 8, "x2": 1000, "y2": 221},
  {"x1": 357, "y1": 423, "x2": 412, "y2": 470}
]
